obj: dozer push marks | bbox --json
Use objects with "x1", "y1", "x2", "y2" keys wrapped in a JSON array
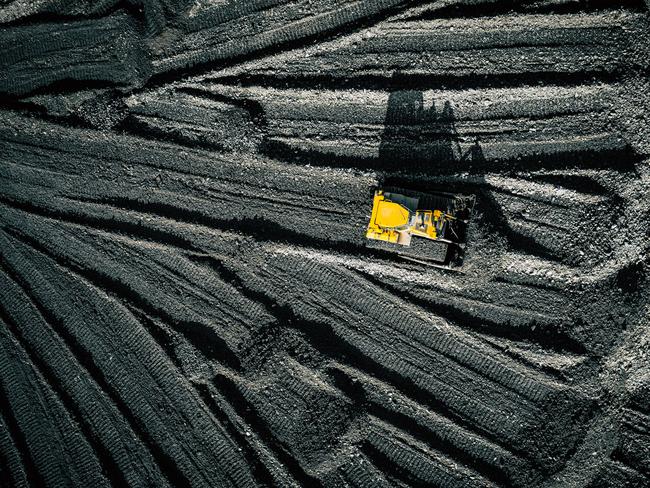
[{"x1": 365, "y1": 188, "x2": 475, "y2": 268}]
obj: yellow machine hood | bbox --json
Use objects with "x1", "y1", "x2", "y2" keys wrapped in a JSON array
[{"x1": 375, "y1": 198, "x2": 410, "y2": 229}]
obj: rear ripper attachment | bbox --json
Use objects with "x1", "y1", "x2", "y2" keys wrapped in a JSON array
[{"x1": 366, "y1": 188, "x2": 475, "y2": 268}]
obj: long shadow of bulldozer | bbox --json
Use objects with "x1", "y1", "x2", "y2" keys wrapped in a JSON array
[
  {"x1": 376, "y1": 82, "x2": 568, "y2": 264},
  {"x1": 378, "y1": 88, "x2": 461, "y2": 170},
  {"x1": 372, "y1": 83, "x2": 489, "y2": 266},
  {"x1": 262, "y1": 76, "x2": 634, "y2": 264}
]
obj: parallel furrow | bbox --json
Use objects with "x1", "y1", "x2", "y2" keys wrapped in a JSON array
[
  {"x1": 0, "y1": 228, "x2": 257, "y2": 488},
  {"x1": 0, "y1": 266, "x2": 173, "y2": 488},
  {"x1": 208, "y1": 10, "x2": 649, "y2": 83},
  {"x1": 363, "y1": 417, "x2": 497, "y2": 488},
  {"x1": 327, "y1": 362, "x2": 539, "y2": 487},
  {"x1": 0, "y1": 318, "x2": 110, "y2": 488},
  {"x1": 0, "y1": 12, "x2": 148, "y2": 95},
  {"x1": 0, "y1": 406, "x2": 29, "y2": 488}
]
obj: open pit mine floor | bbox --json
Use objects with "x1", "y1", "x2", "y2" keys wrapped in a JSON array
[{"x1": 1, "y1": 1, "x2": 649, "y2": 487}]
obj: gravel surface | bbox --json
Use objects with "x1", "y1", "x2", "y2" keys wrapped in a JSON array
[{"x1": 0, "y1": 1, "x2": 649, "y2": 487}]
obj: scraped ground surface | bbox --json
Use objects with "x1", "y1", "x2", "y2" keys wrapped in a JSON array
[{"x1": 1, "y1": 1, "x2": 650, "y2": 487}]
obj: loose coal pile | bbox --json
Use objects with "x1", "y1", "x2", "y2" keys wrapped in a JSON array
[{"x1": 0, "y1": 1, "x2": 649, "y2": 487}]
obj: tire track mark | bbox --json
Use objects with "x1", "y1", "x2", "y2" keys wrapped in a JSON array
[
  {"x1": 0, "y1": 318, "x2": 110, "y2": 488},
  {"x1": 0, "y1": 266, "x2": 172, "y2": 488},
  {"x1": 0, "y1": 229, "x2": 255, "y2": 488},
  {"x1": 196, "y1": 256, "x2": 541, "y2": 471},
  {"x1": 0, "y1": 298, "x2": 128, "y2": 488},
  {"x1": 0, "y1": 394, "x2": 35, "y2": 488}
]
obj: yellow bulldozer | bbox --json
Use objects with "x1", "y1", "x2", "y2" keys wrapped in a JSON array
[{"x1": 366, "y1": 188, "x2": 474, "y2": 266}]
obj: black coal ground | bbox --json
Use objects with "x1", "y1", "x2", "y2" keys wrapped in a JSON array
[{"x1": 0, "y1": 1, "x2": 649, "y2": 487}]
